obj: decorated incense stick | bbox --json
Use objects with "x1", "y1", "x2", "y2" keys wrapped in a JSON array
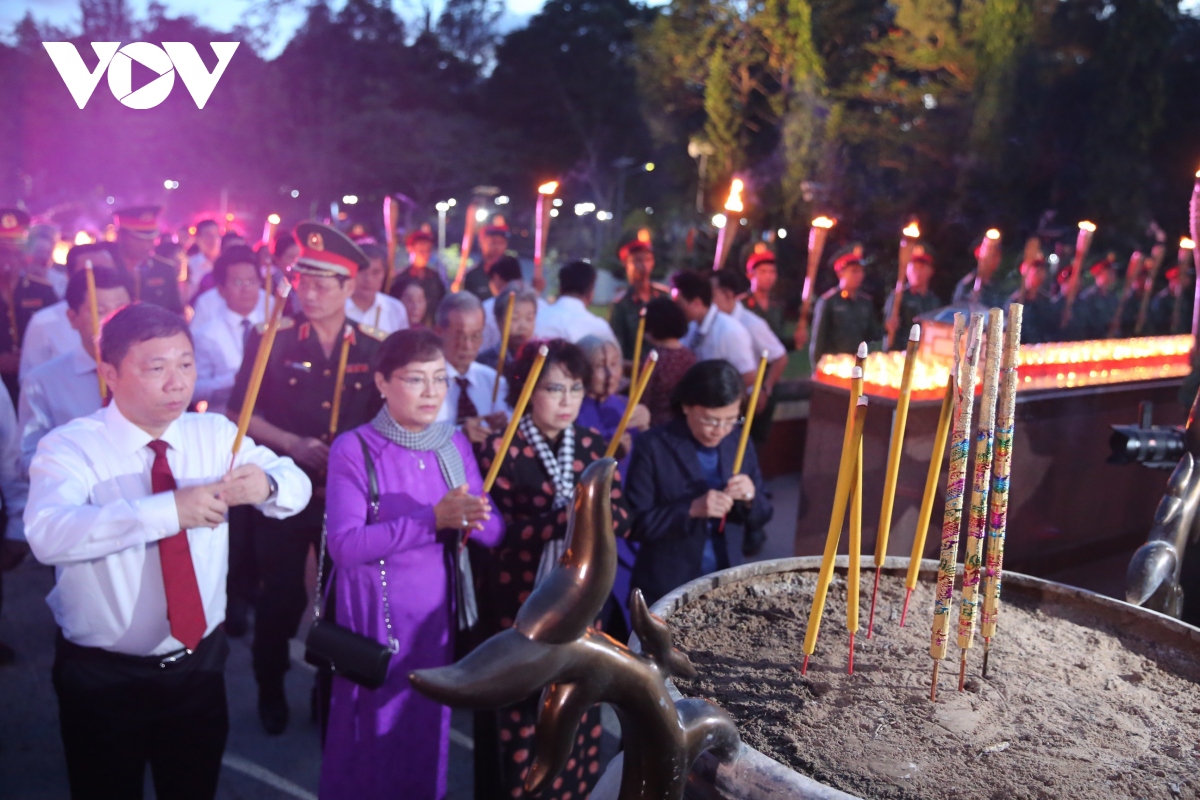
[
  {"x1": 733, "y1": 350, "x2": 770, "y2": 474},
  {"x1": 956, "y1": 309, "x2": 1004, "y2": 691},
  {"x1": 383, "y1": 197, "x2": 400, "y2": 294},
  {"x1": 492, "y1": 293, "x2": 515, "y2": 405},
  {"x1": 847, "y1": 435, "x2": 863, "y2": 674},
  {"x1": 328, "y1": 325, "x2": 353, "y2": 439},
  {"x1": 450, "y1": 202, "x2": 479, "y2": 293},
  {"x1": 1061, "y1": 221, "x2": 1096, "y2": 327},
  {"x1": 484, "y1": 344, "x2": 550, "y2": 493},
  {"x1": 231, "y1": 281, "x2": 293, "y2": 463},
  {"x1": 930, "y1": 313, "x2": 983, "y2": 702},
  {"x1": 796, "y1": 216, "x2": 835, "y2": 348},
  {"x1": 83, "y1": 260, "x2": 107, "y2": 400},
  {"x1": 900, "y1": 375, "x2": 953, "y2": 627},
  {"x1": 604, "y1": 350, "x2": 658, "y2": 459},
  {"x1": 869, "y1": 324, "x2": 921, "y2": 637},
  {"x1": 887, "y1": 221, "x2": 921, "y2": 350},
  {"x1": 802, "y1": 393, "x2": 869, "y2": 675},
  {"x1": 533, "y1": 181, "x2": 558, "y2": 292},
  {"x1": 630, "y1": 307, "x2": 647, "y2": 388},
  {"x1": 981, "y1": 304, "x2": 1023, "y2": 677}
]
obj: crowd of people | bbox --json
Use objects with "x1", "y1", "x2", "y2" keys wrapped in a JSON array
[{"x1": 0, "y1": 205, "x2": 787, "y2": 800}]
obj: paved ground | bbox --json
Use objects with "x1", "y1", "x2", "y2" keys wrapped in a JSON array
[{"x1": 0, "y1": 475, "x2": 800, "y2": 799}]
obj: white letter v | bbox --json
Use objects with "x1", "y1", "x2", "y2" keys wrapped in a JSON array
[
  {"x1": 43, "y1": 42, "x2": 120, "y2": 109},
  {"x1": 164, "y1": 42, "x2": 239, "y2": 110}
]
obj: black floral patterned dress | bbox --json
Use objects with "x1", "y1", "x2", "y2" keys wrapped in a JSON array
[{"x1": 473, "y1": 423, "x2": 631, "y2": 800}]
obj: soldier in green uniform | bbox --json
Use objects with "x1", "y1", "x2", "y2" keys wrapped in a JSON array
[
  {"x1": 1010, "y1": 258, "x2": 1061, "y2": 344},
  {"x1": 227, "y1": 222, "x2": 386, "y2": 735},
  {"x1": 744, "y1": 250, "x2": 787, "y2": 342},
  {"x1": 0, "y1": 208, "x2": 58, "y2": 400},
  {"x1": 389, "y1": 230, "x2": 446, "y2": 326},
  {"x1": 460, "y1": 223, "x2": 509, "y2": 302},
  {"x1": 112, "y1": 206, "x2": 184, "y2": 314},
  {"x1": 1150, "y1": 264, "x2": 1194, "y2": 335},
  {"x1": 810, "y1": 254, "x2": 883, "y2": 367},
  {"x1": 609, "y1": 238, "x2": 670, "y2": 361},
  {"x1": 1068, "y1": 261, "x2": 1120, "y2": 340},
  {"x1": 952, "y1": 234, "x2": 1009, "y2": 309},
  {"x1": 883, "y1": 251, "x2": 941, "y2": 348}
]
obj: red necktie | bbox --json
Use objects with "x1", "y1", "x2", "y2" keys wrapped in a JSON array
[
  {"x1": 456, "y1": 376, "x2": 479, "y2": 423},
  {"x1": 147, "y1": 440, "x2": 207, "y2": 650}
]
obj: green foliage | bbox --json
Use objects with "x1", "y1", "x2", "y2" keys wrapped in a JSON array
[{"x1": 704, "y1": 45, "x2": 741, "y2": 184}]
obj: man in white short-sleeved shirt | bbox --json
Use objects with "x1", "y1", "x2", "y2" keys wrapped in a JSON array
[
  {"x1": 536, "y1": 260, "x2": 618, "y2": 345},
  {"x1": 672, "y1": 270, "x2": 758, "y2": 381}
]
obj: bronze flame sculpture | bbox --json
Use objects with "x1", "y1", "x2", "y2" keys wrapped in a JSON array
[{"x1": 409, "y1": 459, "x2": 741, "y2": 800}]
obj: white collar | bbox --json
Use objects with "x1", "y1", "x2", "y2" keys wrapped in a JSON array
[
  {"x1": 699, "y1": 303, "x2": 720, "y2": 335},
  {"x1": 104, "y1": 400, "x2": 186, "y2": 456},
  {"x1": 554, "y1": 295, "x2": 587, "y2": 312},
  {"x1": 220, "y1": 293, "x2": 265, "y2": 327}
]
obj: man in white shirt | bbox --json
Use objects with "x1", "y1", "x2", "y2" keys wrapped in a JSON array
[
  {"x1": 18, "y1": 242, "x2": 112, "y2": 380},
  {"x1": 192, "y1": 246, "x2": 267, "y2": 415},
  {"x1": 185, "y1": 218, "x2": 221, "y2": 302},
  {"x1": 712, "y1": 267, "x2": 788, "y2": 394},
  {"x1": 344, "y1": 242, "x2": 408, "y2": 334},
  {"x1": 0, "y1": 384, "x2": 28, "y2": 666},
  {"x1": 19, "y1": 266, "x2": 133, "y2": 470},
  {"x1": 537, "y1": 260, "x2": 619, "y2": 345},
  {"x1": 672, "y1": 270, "x2": 758, "y2": 382},
  {"x1": 434, "y1": 292, "x2": 508, "y2": 444},
  {"x1": 25, "y1": 303, "x2": 310, "y2": 800}
]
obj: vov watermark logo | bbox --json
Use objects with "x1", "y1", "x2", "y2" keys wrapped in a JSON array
[{"x1": 42, "y1": 42, "x2": 239, "y2": 110}]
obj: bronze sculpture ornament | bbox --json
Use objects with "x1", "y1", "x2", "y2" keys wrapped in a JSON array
[{"x1": 409, "y1": 458, "x2": 741, "y2": 800}]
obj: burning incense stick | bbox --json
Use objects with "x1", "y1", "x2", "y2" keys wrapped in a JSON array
[
  {"x1": 484, "y1": 345, "x2": 549, "y2": 493},
  {"x1": 956, "y1": 309, "x2": 1004, "y2": 690},
  {"x1": 232, "y1": 281, "x2": 293, "y2": 463},
  {"x1": 869, "y1": 324, "x2": 921, "y2": 637},
  {"x1": 981, "y1": 304, "x2": 1023, "y2": 677},
  {"x1": 328, "y1": 325, "x2": 353, "y2": 439},
  {"x1": 930, "y1": 313, "x2": 983, "y2": 702},
  {"x1": 493, "y1": 293, "x2": 515, "y2": 405},
  {"x1": 630, "y1": 307, "x2": 647, "y2": 389},
  {"x1": 604, "y1": 350, "x2": 658, "y2": 459}
]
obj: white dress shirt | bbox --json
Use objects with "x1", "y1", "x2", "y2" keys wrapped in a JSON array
[
  {"x1": 25, "y1": 403, "x2": 312, "y2": 655},
  {"x1": 535, "y1": 295, "x2": 618, "y2": 345},
  {"x1": 436, "y1": 360, "x2": 510, "y2": 425},
  {"x1": 192, "y1": 303, "x2": 267, "y2": 414},
  {"x1": 732, "y1": 302, "x2": 787, "y2": 363},
  {"x1": 18, "y1": 346, "x2": 103, "y2": 472},
  {"x1": 190, "y1": 286, "x2": 267, "y2": 330},
  {"x1": 0, "y1": 388, "x2": 28, "y2": 542},
  {"x1": 47, "y1": 267, "x2": 68, "y2": 298},
  {"x1": 186, "y1": 253, "x2": 215, "y2": 302},
  {"x1": 685, "y1": 304, "x2": 758, "y2": 375},
  {"x1": 19, "y1": 301, "x2": 81, "y2": 380},
  {"x1": 344, "y1": 292, "x2": 409, "y2": 334}
]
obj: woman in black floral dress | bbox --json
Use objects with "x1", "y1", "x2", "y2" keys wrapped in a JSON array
[{"x1": 474, "y1": 338, "x2": 631, "y2": 800}]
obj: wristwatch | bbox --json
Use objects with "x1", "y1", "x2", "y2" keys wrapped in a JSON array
[{"x1": 265, "y1": 472, "x2": 279, "y2": 502}]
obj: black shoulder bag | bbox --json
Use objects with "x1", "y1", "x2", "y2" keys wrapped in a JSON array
[{"x1": 304, "y1": 433, "x2": 396, "y2": 689}]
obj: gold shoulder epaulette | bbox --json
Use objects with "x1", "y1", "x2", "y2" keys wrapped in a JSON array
[
  {"x1": 256, "y1": 317, "x2": 296, "y2": 334},
  {"x1": 357, "y1": 323, "x2": 388, "y2": 341}
]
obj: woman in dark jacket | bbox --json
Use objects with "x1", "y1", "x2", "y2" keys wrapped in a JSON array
[{"x1": 625, "y1": 359, "x2": 772, "y2": 605}]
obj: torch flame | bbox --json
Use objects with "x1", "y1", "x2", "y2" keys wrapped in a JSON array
[
  {"x1": 724, "y1": 179, "x2": 745, "y2": 213},
  {"x1": 1183, "y1": 238, "x2": 1196, "y2": 250},
  {"x1": 74, "y1": 231, "x2": 92, "y2": 245},
  {"x1": 902, "y1": 221, "x2": 921, "y2": 238},
  {"x1": 637, "y1": 228, "x2": 652, "y2": 244},
  {"x1": 1078, "y1": 221, "x2": 1097, "y2": 233},
  {"x1": 538, "y1": 181, "x2": 559, "y2": 195},
  {"x1": 267, "y1": 213, "x2": 281, "y2": 225},
  {"x1": 812, "y1": 216, "x2": 835, "y2": 229},
  {"x1": 985, "y1": 228, "x2": 1001, "y2": 240}
]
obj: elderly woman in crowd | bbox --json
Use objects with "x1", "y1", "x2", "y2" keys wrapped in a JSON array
[
  {"x1": 576, "y1": 334, "x2": 650, "y2": 456},
  {"x1": 476, "y1": 283, "x2": 538, "y2": 372},
  {"x1": 625, "y1": 359, "x2": 772, "y2": 605},
  {"x1": 319, "y1": 328, "x2": 504, "y2": 800},
  {"x1": 474, "y1": 338, "x2": 630, "y2": 800}
]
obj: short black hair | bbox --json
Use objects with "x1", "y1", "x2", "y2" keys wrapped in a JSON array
[
  {"x1": 66, "y1": 265, "x2": 133, "y2": 313},
  {"x1": 505, "y1": 338, "x2": 591, "y2": 409},
  {"x1": 100, "y1": 303, "x2": 194, "y2": 367},
  {"x1": 558, "y1": 260, "x2": 597, "y2": 297},
  {"x1": 670, "y1": 359, "x2": 743, "y2": 416},
  {"x1": 195, "y1": 219, "x2": 219, "y2": 235},
  {"x1": 373, "y1": 328, "x2": 445, "y2": 379},
  {"x1": 359, "y1": 242, "x2": 386, "y2": 263},
  {"x1": 154, "y1": 240, "x2": 184, "y2": 260},
  {"x1": 487, "y1": 256, "x2": 522, "y2": 284},
  {"x1": 273, "y1": 231, "x2": 297, "y2": 257},
  {"x1": 213, "y1": 245, "x2": 260, "y2": 287},
  {"x1": 64, "y1": 242, "x2": 113, "y2": 276},
  {"x1": 672, "y1": 270, "x2": 712, "y2": 307},
  {"x1": 714, "y1": 268, "x2": 751, "y2": 296},
  {"x1": 220, "y1": 231, "x2": 245, "y2": 251},
  {"x1": 644, "y1": 296, "x2": 689, "y2": 340}
]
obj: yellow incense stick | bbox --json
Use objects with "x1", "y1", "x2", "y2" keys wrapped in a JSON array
[
  {"x1": 83, "y1": 260, "x2": 106, "y2": 400},
  {"x1": 483, "y1": 345, "x2": 549, "y2": 493},
  {"x1": 631, "y1": 307, "x2": 646, "y2": 388},
  {"x1": 732, "y1": 350, "x2": 770, "y2": 474},
  {"x1": 604, "y1": 350, "x2": 658, "y2": 459},
  {"x1": 232, "y1": 281, "x2": 292, "y2": 462},
  {"x1": 847, "y1": 435, "x2": 863, "y2": 673},
  {"x1": 493, "y1": 293, "x2": 515, "y2": 406},
  {"x1": 328, "y1": 325, "x2": 353, "y2": 439}
]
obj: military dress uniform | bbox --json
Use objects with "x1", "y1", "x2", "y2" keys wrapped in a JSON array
[
  {"x1": 1149, "y1": 270, "x2": 1194, "y2": 335},
  {"x1": 227, "y1": 223, "x2": 385, "y2": 728},
  {"x1": 810, "y1": 286, "x2": 883, "y2": 367},
  {"x1": 883, "y1": 286, "x2": 941, "y2": 348},
  {"x1": 1069, "y1": 284, "x2": 1119, "y2": 341},
  {"x1": 610, "y1": 282, "x2": 670, "y2": 361},
  {"x1": 113, "y1": 207, "x2": 184, "y2": 314},
  {"x1": 0, "y1": 209, "x2": 57, "y2": 400}
]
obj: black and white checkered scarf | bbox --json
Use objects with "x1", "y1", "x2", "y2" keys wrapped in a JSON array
[{"x1": 518, "y1": 414, "x2": 575, "y2": 510}]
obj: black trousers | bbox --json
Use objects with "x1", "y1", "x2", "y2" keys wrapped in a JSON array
[
  {"x1": 226, "y1": 505, "x2": 258, "y2": 611},
  {"x1": 250, "y1": 507, "x2": 322, "y2": 689},
  {"x1": 52, "y1": 629, "x2": 230, "y2": 800}
]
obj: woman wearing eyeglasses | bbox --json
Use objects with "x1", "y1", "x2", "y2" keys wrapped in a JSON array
[
  {"x1": 625, "y1": 359, "x2": 773, "y2": 606},
  {"x1": 474, "y1": 337, "x2": 630, "y2": 800},
  {"x1": 319, "y1": 328, "x2": 504, "y2": 800}
]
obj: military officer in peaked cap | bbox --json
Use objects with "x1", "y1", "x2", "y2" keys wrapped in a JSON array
[
  {"x1": 610, "y1": 238, "x2": 670, "y2": 362},
  {"x1": 113, "y1": 206, "x2": 184, "y2": 314},
  {"x1": 227, "y1": 222, "x2": 386, "y2": 735},
  {"x1": 0, "y1": 208, "x2": 57, "y2": 401}
]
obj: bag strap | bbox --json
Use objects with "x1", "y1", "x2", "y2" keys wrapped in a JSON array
[{"x1": 357, "y1": 432, "x2": 380, "y2": 520}]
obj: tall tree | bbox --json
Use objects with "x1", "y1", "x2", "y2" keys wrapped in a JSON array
[{"x1": 703, "y1": 45, "x2": 741, "y2": 187}]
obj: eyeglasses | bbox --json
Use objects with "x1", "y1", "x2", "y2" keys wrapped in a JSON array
[
  {"x1": 395, "y1": 375, "x2": 450, "y2": 392},
  {"x1": 539, "y1": 382, "x2": 586, "y2": 400},
  {"x1": 695, "y1": 415, "x2": 744, "y2": 431},
  {"x1": 226, "y1": 278, "x2": 260, "y2": 289}
]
